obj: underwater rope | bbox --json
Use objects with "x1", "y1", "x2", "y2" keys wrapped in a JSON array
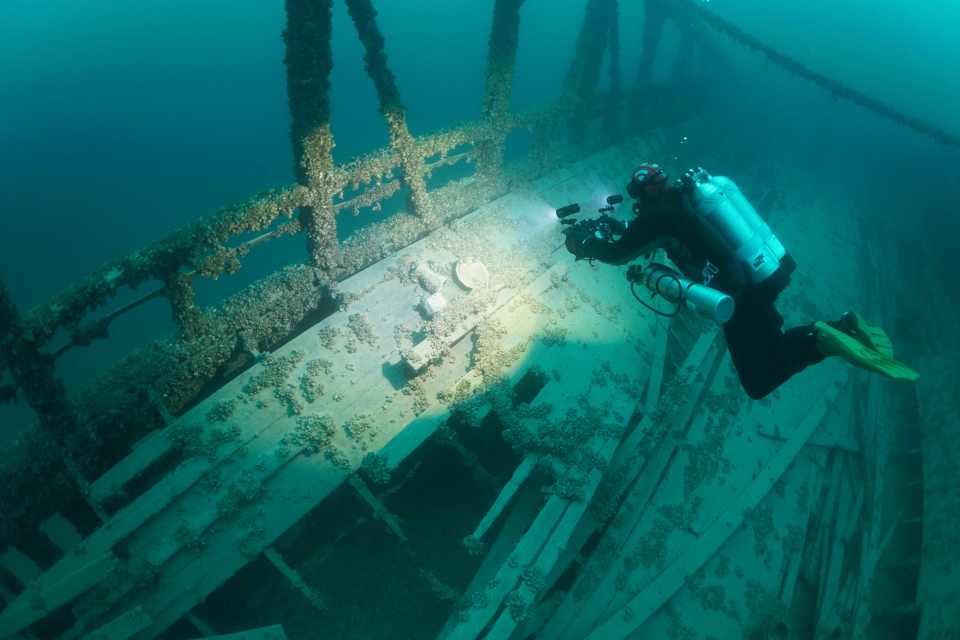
[{"x1": 672, "y1": 0, "x2": 960, "y2": 149}]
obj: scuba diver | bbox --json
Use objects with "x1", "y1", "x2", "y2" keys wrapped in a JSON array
[{"x1": 561, "y1": 163, "x2": 919, "y2": 399}]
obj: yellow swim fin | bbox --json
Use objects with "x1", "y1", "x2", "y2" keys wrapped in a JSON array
[{"x1": 814, "y1": 312, "x2": 919, "y2": 381}]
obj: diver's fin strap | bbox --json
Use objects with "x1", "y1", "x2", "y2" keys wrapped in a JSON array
[
  {"x1": 815, "y1": 321, "x2": 919, "y2": 381},
  {"x1": 845, "y1": 311, "x2": 895, "y2": 358}
]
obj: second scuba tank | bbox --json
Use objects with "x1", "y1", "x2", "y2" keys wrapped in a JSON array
[
  {"x1": 680, "y1": 168, "x2": 787, "y2": 286},
  {"x1": 639, "y1": 262, "x2": 735, "y2": 324}
]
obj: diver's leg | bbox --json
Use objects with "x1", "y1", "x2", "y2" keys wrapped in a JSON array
[{"x1": 724, "y1": 293, "x2": 824, "y2": 400}]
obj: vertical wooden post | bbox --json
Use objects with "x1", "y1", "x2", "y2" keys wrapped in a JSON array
[
  {"x1": 476, "y1": 0, "x2": 526, "y2": 184},
  {"x1": 0, "y1": 280, "x2": 76, "y2": 443},
  {"x1": 603, "y1": 0, "x2": 622, "y2": 140},
  {"x1": 563, "y1": 0, "x2": 618, "y2": 146},
  {"x1": 164, "y1": 272, "x2": 205, "y2": 340},
  {"x1": 635, "y1": 0, "x2": 668, "y2": 115},
  {"x1": 284, "y1": 0, "x2": 341, "y2": 280},
  {"x1": 345, "y1": 0, "x2": 435, "y2": 224}
]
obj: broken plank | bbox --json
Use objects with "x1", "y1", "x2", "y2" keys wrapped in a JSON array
[
  {"x1": 443, "y1": 375, "x2": 640, "y2": 638},
  {"x1": 437, "y1": 482, "x2": 547, "y2": 639},
  {"x1": 443, "y1": 497, "x2": 569, "y2": 640},
  {"x1": 79, "y1": 606, "x2": 152, "y2": 640},
  {"x1": 88, "y1": 429, "x2": 175, "y2": 506},
  {"x1": 484, "y1": 436, "x2": 625, "y2": 640},
  {"x1": 40, "y1": 513, "x2": 84, "y2": 554},
  {"x1": 468, "y1": 455, "x2": 539, "y2": 543},
  {"x1": 0, "y1": 551, "x2": 117, "y2": 640}
]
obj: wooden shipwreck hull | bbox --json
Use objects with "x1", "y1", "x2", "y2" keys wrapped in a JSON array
[
  {"x1": 2, "y1": 0, "x2": 955, "y2": 638},
  {"x1": 0, "y1": 120, "x2": 939, "y2": 639}
]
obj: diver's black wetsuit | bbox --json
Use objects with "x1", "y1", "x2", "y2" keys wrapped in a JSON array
[{"x1": 569, "y1": 187, "x2": 825, "y2": 399}]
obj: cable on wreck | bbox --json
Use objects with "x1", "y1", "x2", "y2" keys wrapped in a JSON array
[{"x1": 669, "y1": 0, "x2": 960, "y2": 149}]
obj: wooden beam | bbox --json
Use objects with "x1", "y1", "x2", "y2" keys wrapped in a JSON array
[
  {"x1": 78, "y1": 606, "x2": 152, "y2": 640},
  {"x1": 0, "y1": 551, "x2": 117, "y2": 639},
  {"x1": 468, "y1": 455, "x2": 539, "y2": 544},
  {"x1": 40, "y1": 513, "x2": 84, "y2": 554},
  {"x1": 477, "y1": 0, "x2": 526, "y2": 181},
  {"x1": 262, "y1": 548, "x2": 327, "y2": 613}
]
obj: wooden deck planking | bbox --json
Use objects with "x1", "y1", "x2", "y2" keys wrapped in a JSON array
[{"x1": 61, "y1": 173, "x2": 582, "y2": 633}]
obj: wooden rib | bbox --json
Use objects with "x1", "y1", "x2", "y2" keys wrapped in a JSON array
[
  {"x1": 469, "y1": 455, "x2": 539, "y2": 543},
  {"x1": 262, "y1": 548, "x2": 327, "y2": 613}
]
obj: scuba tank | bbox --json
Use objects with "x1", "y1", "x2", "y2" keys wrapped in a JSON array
[{"x1": 679, "y1": 167, "x2": 787, "y2": 287}]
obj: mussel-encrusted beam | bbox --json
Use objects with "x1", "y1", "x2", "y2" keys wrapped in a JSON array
[
  {"x1": 0, "y1": 281, "x2": 76, "y2": 441},
  {"x1": 22, "y1": 186, "x2": 308, "y2": 345},
  {"x1": 284, "y1": 0, "x2": 341, "y2": 277},
  {"x1": 344, "y1": 0, "x2": 435, "y2": 223},
  {"x1": 164, "y1": 272, "x2": 206, "y2": 340},
  {"x1": 476, "y1": 0, "x2": 526, "y2": 182},
  {"x1": 565, "y1": 0, "x2": 619, "y2": 145}
]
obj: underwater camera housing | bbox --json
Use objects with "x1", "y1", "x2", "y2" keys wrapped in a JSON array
[{"x1": 555, "y1": 195, "x2": 623, "y2": 224}]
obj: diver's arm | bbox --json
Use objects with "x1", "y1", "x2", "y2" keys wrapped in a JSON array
[{"x1": 565, "y1": 212, "x2": 677, "y2": 265}]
